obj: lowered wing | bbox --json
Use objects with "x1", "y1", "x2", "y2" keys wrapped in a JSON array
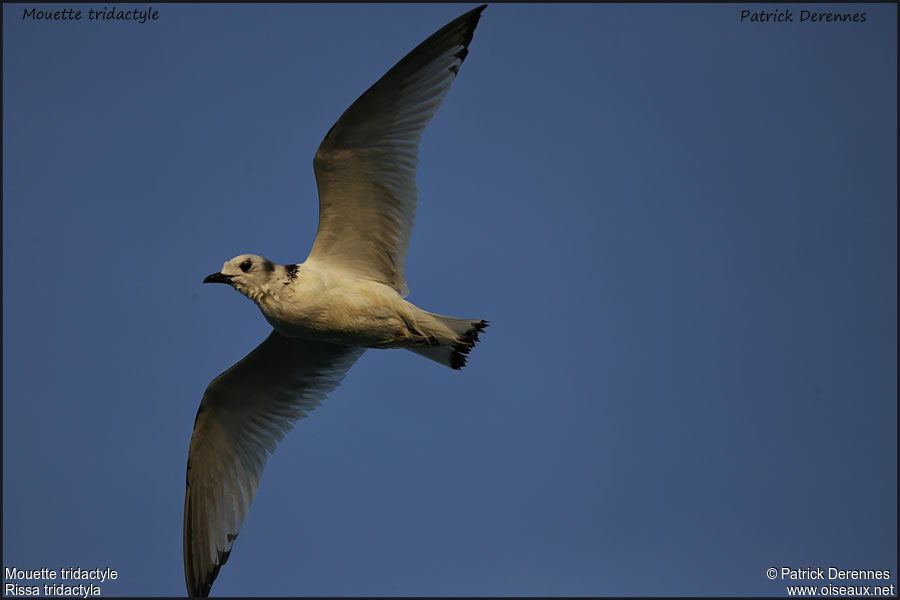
[{"x1": 184, "y1": 331, "x2": 364, "y2": 597}]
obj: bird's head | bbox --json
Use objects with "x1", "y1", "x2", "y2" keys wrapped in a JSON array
[{"x1": 204, "y1": 254, "x2": 277, "y2": 301}]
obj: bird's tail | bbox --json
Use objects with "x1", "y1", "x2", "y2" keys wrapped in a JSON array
[{"x1": 406, "y1": 314, "x2": 488, "y2": 370}]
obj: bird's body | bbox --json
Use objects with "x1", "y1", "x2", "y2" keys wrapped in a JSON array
[
  {"x1": 184, "y1": 6, "x2": 489, "y2": 596},
  {"x1": 224, "y1": 254, "x2": 482, "y2": 354},
  {"x1": 261, "y1": 264, "x2": 415, "y2": 348}
]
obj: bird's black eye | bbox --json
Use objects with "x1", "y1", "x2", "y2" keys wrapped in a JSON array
[{"x1": 239, "y1": 260, "x2": 252, "y2": 273}]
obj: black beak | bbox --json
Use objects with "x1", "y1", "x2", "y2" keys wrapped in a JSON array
[{"x1": 203, "y1": 272, "x2": 234, "y2": 285}]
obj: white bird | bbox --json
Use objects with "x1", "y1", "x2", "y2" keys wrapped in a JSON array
[{"x1": 184, "y1": 5, "x2": 488, "y2": 597}]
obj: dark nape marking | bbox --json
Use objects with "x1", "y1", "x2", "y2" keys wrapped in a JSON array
[
  {"x1": 262, "y1": 259, "x2": 276, "y2": 273},
  {"x1": 449, "y1": 319, "x2": 489, "y2": 370},
  {"x1": 284, "y1": 264, "x2": 299, "y2": 281}
]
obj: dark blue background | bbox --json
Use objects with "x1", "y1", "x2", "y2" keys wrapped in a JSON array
[{"x1": 3, "y1": 3, "x2": 896, "y2": 596}]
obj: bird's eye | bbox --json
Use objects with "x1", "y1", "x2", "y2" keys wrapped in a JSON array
[{"x1": 239, "y1": 260, "x2": 252, "y2": 273}]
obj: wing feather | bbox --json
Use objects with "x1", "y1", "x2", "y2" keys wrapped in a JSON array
[
  {"x1": 183, "y1": 331, "x2": 364, "y2": 597},
  {"x1": 307, "y1": 5, "x2": 486, "y2": 297}
]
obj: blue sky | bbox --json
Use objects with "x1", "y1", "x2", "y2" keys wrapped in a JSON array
[{"x1": 3, "y1": 3, "x2": 897, "y2": 597}]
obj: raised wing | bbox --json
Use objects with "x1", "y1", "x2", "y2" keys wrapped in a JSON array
[
  {"x1": 184, "y1": 331, "x2": 364, "y2": 597},
  {"x1": 306, "y1": 5, "x2": 486, "y2": 297}
]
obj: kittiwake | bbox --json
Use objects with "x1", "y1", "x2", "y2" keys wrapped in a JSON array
[{"x1": 184, "y1": 5, "x2": 489, "y2": 597}]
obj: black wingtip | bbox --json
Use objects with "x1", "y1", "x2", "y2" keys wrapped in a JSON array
[
  {"x1": 447, "y1": 7, "x2": 483, "y2": 76},
  {"x1": 192, "y1": 545, "x2": 232, "y2": 598},
  {"x1": 460, "y1": 5, "x2": 487, "y2": 50}
]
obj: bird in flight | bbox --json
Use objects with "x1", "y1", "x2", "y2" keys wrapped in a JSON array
[{"x1": 184, "y1": 5, "x2": 488, "y2": 597}]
